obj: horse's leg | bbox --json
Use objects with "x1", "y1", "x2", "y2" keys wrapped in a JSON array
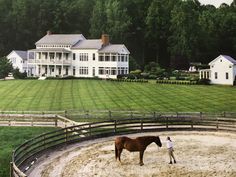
[
  {"x1": 115, "y1": 145, "x2": 118, "y2": 160},
  {"x1": 139, "y1": 150, "x2": 144, "y2": 166},
  {"x1": 118, "y1": 148, "x2": 123, "y2": 162}
]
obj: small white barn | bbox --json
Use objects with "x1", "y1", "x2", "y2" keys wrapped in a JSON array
[
  {"x1": 199, "y1": 55, "x2": 236, "y2": 85},
  {"x1": 7, "y1": 50, "x2": 35, "y2": 75}
]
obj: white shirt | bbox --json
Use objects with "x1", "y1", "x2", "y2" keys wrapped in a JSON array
[{"x1": 166, "y1": 140, "x2": 174, "y2": 149}]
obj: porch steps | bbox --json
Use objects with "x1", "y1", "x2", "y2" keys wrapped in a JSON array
[{"x1": 38, "y1": 77, "x2": 47, "y2": 80}]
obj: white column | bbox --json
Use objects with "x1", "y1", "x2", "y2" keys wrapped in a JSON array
[{"x1": 62, "y1": 52, "x2": 64, "y2": 76}]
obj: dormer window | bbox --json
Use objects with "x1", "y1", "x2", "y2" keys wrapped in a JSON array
[{"x1": 229, "y1": 65, "x2": 232, "y2": 68}]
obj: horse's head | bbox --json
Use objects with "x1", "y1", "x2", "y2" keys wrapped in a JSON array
[{"x1": 155, "y1": 136, "x2": 162, "y2": 147}]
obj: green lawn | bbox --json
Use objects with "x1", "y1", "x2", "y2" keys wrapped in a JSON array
[
  {"x1": 0, "y1": 127, "x2": 57, "y2": 177},
  {"x1": 0, "y1": 79, "x2": 235, "y2": 112}
]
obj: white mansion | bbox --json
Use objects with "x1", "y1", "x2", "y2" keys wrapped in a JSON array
[{"x1": 25, "y1": 31, "x2": 129, "y2": 79}]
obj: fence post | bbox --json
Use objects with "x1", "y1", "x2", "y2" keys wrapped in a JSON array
[
  {"x1": 89, "y1": 124, "x2": 92, "y2": 136},
  {"x1": 153, "y1": 112, "x2": 156, "y2": 118},
  {"x1": 10, "y1": 162, "x2": 13, "y2": 177},
  {"x1": 141, "y1": 119, "x2": 143, "y2": 132},
  {"x1": 166, "y1": 117, "x2": 168, "y2": 129},
  {"x1": 65, "y1": 128, "x2": 68, "y2": 142},
  {"x1": 200, "y1": 112, "x2": 202, "y2": 119},
  {"x1": 55, "y1": 116, "x2": 58, "y2": 127},
  {"x1": 114, "y1": 120, "x2": 117, "y2": 133},
  {"x1": 130, "y1": 111, "x2": 133, "y2": 119},
  {"x1": 191, "y1": 118, "x2": 193, "y2": 129},
  {"x1": 216, "y1": 118, "x2": 219, "y2": 130}
]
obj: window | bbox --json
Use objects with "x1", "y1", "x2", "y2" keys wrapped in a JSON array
[
  {"x1": 99, "y1": 55, "x2": 104, "y2": 61},
  {"x1": 112, "y1": 55, "x2": 116, "y2": 62},
  {"x1": 79, "y1": 67, "x2": 88, "y2": 75},
  {"x1": 49, "y1": 53, "x2": 54, "y2": 59},
  {"x1": 99, "y1": 67, "x2": 105, "y2": 75},
  {"x1": 73, "y1": 53, "x2": 76, "y2": 60},
  {"x1": 229, "y1": 65, "x2": 232, "y2": 68},
  {"x1": 105, "y1": 54, "x2": 110, "y2": 61},
  {"x1": 226, "y1": 72, "x2": 229, "y2": 80},
  {"x1": 66, "y1": 68, "x2": 69, "y2": 75},
  {"x1": 111, "y1": 67, "x2": 116, "y2": 75},
  {"x1": 93, "y1": 67, "x2": 95, "y2": 76},
  {"x1": 215, "y1": 72, "x2": 218, "y2": 79},
  {"x1": 93, "y1": 53, "x2": 95, "y2": 61},
  {"x1": 65, "y1": 53, "x2": 69, "y2": 60},
  {"x1": 73, "y1": 67, "x2": 76, "y2": 76},
  {"x1": 79, "y1": 53, "x2": 88, "y2": 61}
]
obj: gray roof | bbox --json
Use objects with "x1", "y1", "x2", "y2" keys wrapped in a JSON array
[
  {"x1": 14, "y1": 50, "x2": 27, "y2": 59},
  {"x1": 221, "y1": 55, "x2": 236, "y2": 64},
  {"x1": 98, "y1": 44, "x2": 130, "y2": 54},
  {"x1": 209, "y1": 55, "x2": 236, "y2": 65},
  {"x1": 35, "y1": 34, "x2": 85, "y2": 45},
  {"x1": 72, "y1": 39, "x2": 102, "y2": 49}
]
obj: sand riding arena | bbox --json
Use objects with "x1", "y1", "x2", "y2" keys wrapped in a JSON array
[{"x1": 11, "y1": 114, "x2": 236, "y2": 177}]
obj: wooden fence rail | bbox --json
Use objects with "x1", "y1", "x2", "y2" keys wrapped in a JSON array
[
  {"x1": 0, "y1": 114, "x2": 78, "y2": 128},
  {"x1": 11, "y1": 113, "x2": 236, "y2": 177}
]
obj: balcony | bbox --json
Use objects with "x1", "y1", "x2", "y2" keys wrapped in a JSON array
[{"x1": 28, "y1": 59, "x2": 72, "y2": 65}]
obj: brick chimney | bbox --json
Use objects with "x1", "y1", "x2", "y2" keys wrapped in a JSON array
[
  {"x1": 47, "y1": 30, "x2": 52, "y2": 35},
  {"x1": 101, "y1": 34, "x2": 109, "y2": 46}
]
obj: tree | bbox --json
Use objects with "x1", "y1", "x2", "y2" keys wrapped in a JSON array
[
  {"x1": 89, "y1": 0, "x2": 107, "y2": 38},
  {"x1": 145, "y1": 0, "x2": 177, "y2": 67},
  {"x1": 168, "y1": 0, "x2": 201, "y2": 69},
  {"x1": 0, "y1": 57, "x2": 13, "y2": 79},
  {"x1": 144, "y1": 62, "x2": 166, "y2": 78}
]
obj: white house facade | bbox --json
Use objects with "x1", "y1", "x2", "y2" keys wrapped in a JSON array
[
  {"x1": 7, "y1": 50, "x2": 35, "y2": 75},
  {"x1": 199, "y1": 55, "x2": 236, "y2": 85},
  {"x1": 27, "y1": 32, "x2": 129, "y2": 79}
]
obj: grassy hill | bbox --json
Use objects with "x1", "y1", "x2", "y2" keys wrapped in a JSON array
[{"x1": 0, "y1": 80, "x2": 235, "y2": 112}]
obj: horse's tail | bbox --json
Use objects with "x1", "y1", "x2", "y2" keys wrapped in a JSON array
[{"x1": 115, "y1": 144, "x2": 118, "y2": 160}]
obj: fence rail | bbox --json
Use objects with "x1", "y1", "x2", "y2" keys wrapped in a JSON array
[
  {"x1": 10, "y1": 112, "x2": 236, "y2": 177},
  {"x1": 0, "y1": 114, "x2": 77, "y2": 128}
]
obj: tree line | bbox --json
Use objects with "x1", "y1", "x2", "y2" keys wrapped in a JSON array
[{"x1": 0, "y1": 0, "x2": 235, "y2": 70}]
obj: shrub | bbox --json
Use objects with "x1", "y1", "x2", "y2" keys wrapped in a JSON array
[{"x1": 198, "y1": 79, "x2": 210, "y2": 85}]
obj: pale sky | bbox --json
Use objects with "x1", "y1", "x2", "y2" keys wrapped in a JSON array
[{"x1": 198, "y1": 0, "x2": 233, "y2": 7}]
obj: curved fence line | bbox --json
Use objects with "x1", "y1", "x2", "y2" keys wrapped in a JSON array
[{"x1": 11, "y1": 114, "x2": 236, "y2": 177}]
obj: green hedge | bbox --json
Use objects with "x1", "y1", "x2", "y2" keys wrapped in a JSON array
[
  {"x1": 156, "y1": 80, "x2": 197, "y2": 85},
  {"x1": 108, "y1": 78, "x2": 148, "y2": 83}
]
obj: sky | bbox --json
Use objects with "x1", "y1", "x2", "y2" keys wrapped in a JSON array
[{"x1": 198, "y1": 0, "x2": 233, "y2": 7}]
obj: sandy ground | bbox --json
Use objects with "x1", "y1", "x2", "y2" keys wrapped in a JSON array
[{"x1": 28, "y1": 131, "x2": 236, "y2": 177}]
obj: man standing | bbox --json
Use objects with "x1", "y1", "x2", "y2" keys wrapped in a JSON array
[{"x1": 166, "y1": 137, "x2": 176, "y2": 164}]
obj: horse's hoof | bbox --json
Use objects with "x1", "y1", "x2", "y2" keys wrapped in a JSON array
[{"x1": 140, "y1": 163, "x2": 144, "y2": 166}]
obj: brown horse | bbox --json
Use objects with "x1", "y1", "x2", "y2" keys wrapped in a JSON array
[{"x1": 115, "y1": 136, "x2": 162, "y2": 166}]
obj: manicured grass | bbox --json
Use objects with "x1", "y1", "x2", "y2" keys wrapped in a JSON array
[
  {"x1": 0, "y1": 127, "x2": 57, "y2": 177},
  {"x1": 0, "y1": 80, "x2": 235, "y2": 112}
]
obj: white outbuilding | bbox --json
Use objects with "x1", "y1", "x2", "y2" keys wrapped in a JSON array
[
  {"x1": 199, "y1": 55, "x2": 236, "y2": 85},
  {"x1": 7, "y1": 50, "x2": 35, "y2": 76}
]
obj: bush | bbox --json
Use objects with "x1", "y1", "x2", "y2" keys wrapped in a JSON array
[
  {"x1": 198, "y1": 79, "x2": 210, "y2": 85},
  {"x1": 12, "y1": 69, "x2": 27, "y2": 79}
]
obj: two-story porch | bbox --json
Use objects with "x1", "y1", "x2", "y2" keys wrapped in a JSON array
[{"x1": 27, "y1": 48, "x2": 72, "y2": 77}]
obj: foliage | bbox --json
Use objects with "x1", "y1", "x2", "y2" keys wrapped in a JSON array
[
  {"x1": 0, "y1": 0, "x2": 236, "y2": 69},
  {"x1": 144, "y1": 62, "x2": 166, "y2": 78},
  {"x1": 12, "y1": 68, "x2": 27, "y2": 79},
  {"x1": 129, "y1": 56, "x2": 140, "y2": 71},
  {"x1": 198, "y1": 78, "x2": 211, "y2": 85},
  {"x1": 0, "y1": 57, "x2": 13, "y2": 79}
]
